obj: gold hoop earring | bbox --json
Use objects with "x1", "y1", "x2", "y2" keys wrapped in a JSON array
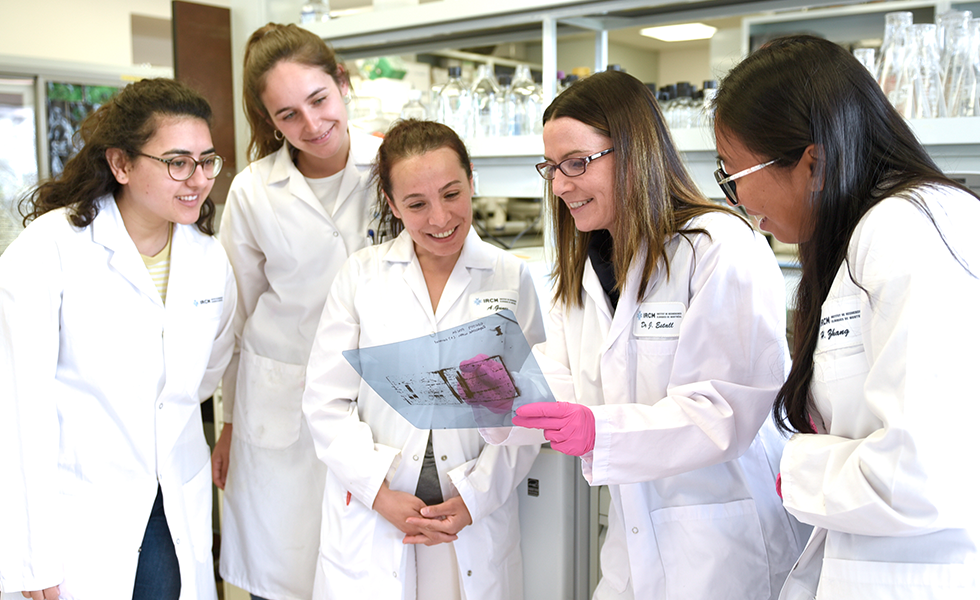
[{"x1": 274, "y1": 129, "x2": 284, "y2": 141}]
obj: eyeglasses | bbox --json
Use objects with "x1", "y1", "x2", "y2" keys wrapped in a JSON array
[
  {"x1": 536, "y1": 148, "x2": 614, "y2": 180},
  {"x1": 138, "y1": 153, "x2": 224, "y2": 182},
  {"x1": 713, "y1": 158, "x2": 777, "y2": 206}
]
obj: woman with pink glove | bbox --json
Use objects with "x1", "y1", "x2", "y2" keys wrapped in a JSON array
[
  {"x1": 507, "y1": 70, "x2": 806, "y2": 599},
  {"x1": 302, "y1": 119, "x2": 545, "y2": 600}
]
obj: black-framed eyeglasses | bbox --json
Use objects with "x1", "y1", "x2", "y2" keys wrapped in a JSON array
[
  {"x1": 713, "y1": 158, "x2": 776, "y2": 206},
  {"x1": 536, "y1": 148, "x2": 614, "y2": 180},
  {"x1": 138, "y1": 153, "x2": 224, "y2": 182}
]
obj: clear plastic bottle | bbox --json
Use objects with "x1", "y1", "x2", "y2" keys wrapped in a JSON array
[
  {"x1": 471, "y1": 64, "x2": 502, "y2": 138},
  {"x1": 436, "y1": 66, "x2": 472, "y2": 139},
  {"x1": 400, "y1": 89, "x2": 428, "y2": 121},
  {"x1": 877, "y1": 11, "x2": 914, "y2": 113},
  {"x1": 300, "y1": 0, "x2": 331, "y2": 23}
]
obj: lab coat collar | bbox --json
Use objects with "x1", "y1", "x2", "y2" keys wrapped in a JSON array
[
  {"x1": 266, "y1": 127, "x2": 377, "y2": 222},
  {"x1": 382, "y1": 226, "x2": 492, "y2": 270},
  {"x1": 383, "y1": 227, "x2": 491, "y2": 323},
  {"x1": 90, "y1": 195, "x2": 164, "y2": 307}
]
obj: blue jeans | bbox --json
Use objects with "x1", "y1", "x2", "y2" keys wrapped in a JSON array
[{"x1": 132, "y1": 485, "x2": 181, "y2": 600}]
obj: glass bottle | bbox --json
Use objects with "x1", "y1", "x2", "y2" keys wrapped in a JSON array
[
  {"x1": 510, "y1": 65, "x2": 543, "y2": 136},
  {"x1": 877, "y1": 11, "x2": 913, "y2": 113},
  {"x1": 300, "y1": 0, "x2": 331, "y2": 23},
  {"x1": 436, "y1": 66, "x2": 471, "y2": 139},
  {"x1": 399, "y1": 89, "x2": 427, "y2": 120},
  {"x1": 496, "y1": 74, "x2": 512, "y2": 136},
  {"x1": 471, "y1": 64, "x2": 502, "y2": 138}
]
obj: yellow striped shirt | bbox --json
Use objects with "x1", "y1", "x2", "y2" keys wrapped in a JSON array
[{"x1": 141, "y1": 225, "x2": 173, "y2": 304}]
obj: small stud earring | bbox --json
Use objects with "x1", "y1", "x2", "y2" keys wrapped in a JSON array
[{"x1": 343, "y1": 94, "x2": 352, "y2": 105}]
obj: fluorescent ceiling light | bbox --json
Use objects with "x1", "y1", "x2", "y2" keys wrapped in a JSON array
[{"x1": 640, "y1": 23, "x2": 717, "y2": 42}]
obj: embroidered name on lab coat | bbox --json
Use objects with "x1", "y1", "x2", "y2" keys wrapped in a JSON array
[
  {"x1": 816, "y1": 296, "x2": 863, "y2": 353},
  {"x1": 634, "y1": 301, "x2": 685, "y2": 338},
  {"x1": 472, "y1": 290, "x2": 519, "y2": 314}
]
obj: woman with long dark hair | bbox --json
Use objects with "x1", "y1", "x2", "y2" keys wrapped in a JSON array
[
  {"x1": 713, "y1": 34, "x2": 980, "y2": 598},
  {"x1": 0, "y1": 78, "x2": 234, "y2": 600}
]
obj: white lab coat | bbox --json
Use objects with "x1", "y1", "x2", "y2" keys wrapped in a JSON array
[
  {"x1": 778, "y1": 187, "x2": 980, "y2": 600},
  {"x1": 0, "y1": 197, "x2": 235, "y2": 599},
  {"x1": 528, "y1": 211, "x2": 805, "y2": 600},
  {"x1": 302, "y1": 229, "x2": 545, "y2": 600},
  {"x1": 218, "y1": 128, "x2": 382, "y2": 600}
]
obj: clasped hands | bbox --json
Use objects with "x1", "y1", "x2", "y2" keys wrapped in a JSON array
[{"x1": 373, "y1": 481, "x2": 472, "y2": 546}]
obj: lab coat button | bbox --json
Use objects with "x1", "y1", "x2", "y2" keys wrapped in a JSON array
[
  {"x1": 413, "y1": 455, "x2": 419, "y2": 461},
  {"x1": 158, "y1": 403, "x2": 163, "y2": 409},
  {"x1": 440, "y1": 455, "x2": 447, "y2": 461},
  {"x1": 333, "y1": 231, "x2": 339, "y2": 237},
  {"x1": 467, "y1": 570, "x2": 472, "y2": 576},
  {"x1": 632, "y1": 527, "x2": 639, "y2": 534},
  {"x1": 175, "y1": 538, "x2": 180, "y2": 544},
  {"x1": 393, "y1": 572, "x2": 398, "y2": 578}
]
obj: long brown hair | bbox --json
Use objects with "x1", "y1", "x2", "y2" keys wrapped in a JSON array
[
  {"x1": 372, "y1": 119, "x2": 472, "y2": 243},
  {"x1": 21, "y1": 78, "x2": 216, "y2": 234},
  {"x1": 242, "y1": 23, "x2": 349, "y2": 161},
  {"x1": 545, "y1": 70, "x2": 737, "y2": 308}
]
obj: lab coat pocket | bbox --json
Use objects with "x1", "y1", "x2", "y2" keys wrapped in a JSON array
[
  {"x1": 235, "y1": 349, "x2": 306, "y2": 449},
  {"x1": 633, "y1": 339, "x2": 678, "y2": 405},
  {"x1": 650, "y1": 498, "x2": 770, "y2": 600},
  {"x1": 817, "y1": 558, "x2": 977, "y2": 600},
  {"x1": 320, "y1": 470, "x2": 377, "y2": 578}
]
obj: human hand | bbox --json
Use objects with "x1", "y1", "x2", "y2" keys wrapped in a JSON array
[
  {"x1": 456, "y1": 354, "x2": 518, "y2": 415},
  {"x1": 21, "y1": 586, "x2": 60, "y2": 600},
  {"x1": 511, "y1": 401, "x2": 595, "y2": 456},
  {"x1": 372, "y1": 481, "x2": 427, "y2": 537},
  {"x1": 403, "y1": 495, "x2": 473, "y2": 546},
  {"x1": 211, "y1": 422, "x2": 232, "y2": 489}
]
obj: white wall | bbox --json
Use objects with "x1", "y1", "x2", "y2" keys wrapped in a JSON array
[
  {"x1": 526, "y1": 36, "x2": 660, "y2": 84},
  {"x1": 657, "y1": 45, "x2": 712, "y2": 88},
  {"x1": 0, "y1": 0, "x2": 231, "y2": 66}
]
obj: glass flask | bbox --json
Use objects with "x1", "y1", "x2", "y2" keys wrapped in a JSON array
[
  {"x1": 471, "y1": 64, "x2": 502, "y2": 138},
  {"x1": 905, "y1": 24, "x2": 947, "y2": 118},
  {"x1": 399, "y1": 89, "x2": 428, "y2": 121},
  {"x1": 877, "y1": 11, "x2": 914, "y2": 113},
  {"x1": 300, "y1": 0, "x2": 331, "y2": 23},
  {"x1": 942, "y1": 12, "x2": 976, "y2": 116},
  {"x1": 853, "y1": 48, "x2": 876, "y2": 75}
]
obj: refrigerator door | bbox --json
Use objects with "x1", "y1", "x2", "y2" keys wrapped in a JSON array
[{"x1": 0, "y1": 76, "x2": 37, "y2": 255}]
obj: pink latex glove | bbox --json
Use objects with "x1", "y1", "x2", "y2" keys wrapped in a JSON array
[
  {"x1": 511, "y1": 402, "x2": 595, "y2": 456},
  {"x1": 456, "y1": 354, "x2": 517, "y2": 415}
]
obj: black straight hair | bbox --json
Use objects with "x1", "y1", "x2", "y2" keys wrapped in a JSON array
[{"x1": 713, "y1": 34, "x2": 979, "y2": 434}]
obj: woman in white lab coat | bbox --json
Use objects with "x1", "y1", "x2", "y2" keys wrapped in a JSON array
[
  {"x1": 0, "y1": 78, "x2": 235, "y2": 600},
  {"x1": 302, "y1": 119, "x2": 545, "y2": 600},
  {"x1": 712, "y1": 35, "x2": 980, "y2": 599},
  {"x1": 507, "y1": 70, "x2": 805, "y2": 599},
  {"x1": 210, "y1": 24, "x2": 382, "y2": 600}
]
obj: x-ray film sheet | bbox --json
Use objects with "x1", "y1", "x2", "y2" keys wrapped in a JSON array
[{"x1": 343, "y1": 309, "x2": 555, "y2": 429}]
